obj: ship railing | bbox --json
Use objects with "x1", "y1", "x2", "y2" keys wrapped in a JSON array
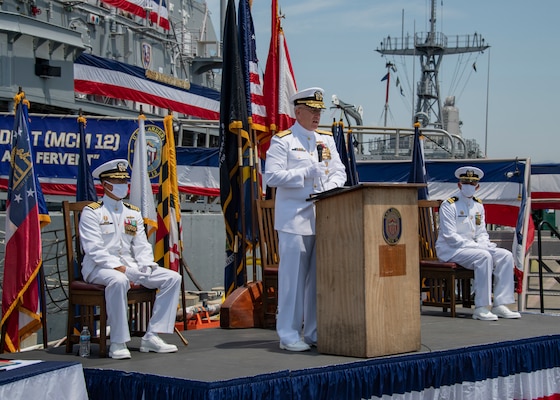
[{"x1": 316, "y1": 124, "x2": 467, "y2": 160}]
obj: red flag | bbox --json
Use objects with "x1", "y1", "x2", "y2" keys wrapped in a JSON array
[
  {"x1": 1, "y1": 93, "x2": 44, "y2": 352},
  {"x1": 260, "y1": 0, "x2": 297, "y2": 158}
]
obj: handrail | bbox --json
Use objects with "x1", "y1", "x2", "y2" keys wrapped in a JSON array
[{"x1": 537, "y1": 220, "x2": 560, "y2": 313}]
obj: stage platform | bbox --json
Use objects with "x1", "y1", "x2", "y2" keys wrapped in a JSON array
[{"x1": 5, "y1": 307, "x2": 560, "y2": 399}]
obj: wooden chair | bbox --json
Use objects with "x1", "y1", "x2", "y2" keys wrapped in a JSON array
[
  {"x1": 62, "y1": 200, "x2": 156, "y2": 357},
  {"x1": 418, "y1": 200, "x2": 474, "y2": 317},
  {"x1": 256, "y1": 198, "x2": 279, "y2": 329}
]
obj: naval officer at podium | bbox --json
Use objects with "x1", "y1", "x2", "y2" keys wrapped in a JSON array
[{"x1": 264, "y1": 87, "x2": 346, "y2": 351}]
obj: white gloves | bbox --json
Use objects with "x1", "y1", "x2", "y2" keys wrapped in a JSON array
[
  {"x1": 467, "y1": 240, "x2": 497, "y2": 249},
  {"x1": 306, "y1": 162, "x2": 327, "y2": 178},
  {"x1": 125, "y1": 266, "x2": 153, "y2": 283}
]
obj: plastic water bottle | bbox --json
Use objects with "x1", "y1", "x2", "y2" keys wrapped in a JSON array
[{"x1": 79, "y1": 326, "x2": 91, "y2": 357}]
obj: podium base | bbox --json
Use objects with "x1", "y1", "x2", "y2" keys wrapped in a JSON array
[{"x1": 220, "y1": 281, "x2": 264, "y2": 328}]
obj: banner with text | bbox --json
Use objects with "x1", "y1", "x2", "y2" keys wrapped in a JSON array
[{"x1": 0, "y1": 115, "x2": 220, "y2": 197}]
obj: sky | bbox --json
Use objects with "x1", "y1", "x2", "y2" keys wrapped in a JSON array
[{"x1": 205, "y1": 0, "x2": 559, "y2": 163}]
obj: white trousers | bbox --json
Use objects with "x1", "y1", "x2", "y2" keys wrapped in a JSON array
[
  {"x1": 276, "y1": 232, "x2": 317, "y2": 345},
  {"x1": 88, "y1": 267, "x2": 181, "y2": 343},
  {"x1": 447, "y1": 247, "x2": 515, "y2": 308}
]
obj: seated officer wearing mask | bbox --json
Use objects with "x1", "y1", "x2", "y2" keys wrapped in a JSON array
[
  {"x1": 79, "y1": 159, "x2": 182, "y2": 359},
  {"x1": 436, "y1": 166, "x2": 521, "y2": 321}
]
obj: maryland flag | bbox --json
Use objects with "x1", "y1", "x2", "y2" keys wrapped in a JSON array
[
  {"x1": 154, "y1": 114, "x2": 182, "y2": 271},
  {"x1": 1, "y1": 92, "x2": 49, "y2": 352},
  {"x1": 220, "y1": 0, "x2": 251, "y2": 295}
]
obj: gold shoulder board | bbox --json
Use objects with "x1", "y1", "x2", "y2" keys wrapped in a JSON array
[
  {"x1": 316, "y1": 129, "x2": 333, "y2": 136},
  {"x1": 276, "y1": 129, "x2": 292, "y2": 138},
  {"x1": 446, "y1": 196, "x2": 459, "y2": 204},
  {"x1": 124, "y1": 202, "x2": 140, "y2": 212},
  {"x1": 473, "y1": 197, "x2": 483, "y2": 204},
  {"x1": 86, "y1": 201, "x2": 103, "y2": 210}
]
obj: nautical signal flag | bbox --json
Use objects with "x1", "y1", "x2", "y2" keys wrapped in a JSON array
[
  {"x1": 1, "y1": 92, "x2": 48, "y2": 352},
  {"x1": 381, "y1": 73, "x2": 389, "y2": 81}
]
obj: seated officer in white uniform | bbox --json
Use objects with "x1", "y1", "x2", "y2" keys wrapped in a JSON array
[
  {"x1": 265, "y1": 87, "x2": 347, "y2": 351},
  {"x1": 79, "y1": 159, "x2": 182, "y2": 359},
  {"x1": 436, "y1": 166, "x2": 521, "y2": 321}
]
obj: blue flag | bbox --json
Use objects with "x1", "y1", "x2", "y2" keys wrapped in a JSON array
[
  {"x1": 220, "y1": 0, "x2": 251, "y2": 295},
  {"x1": 408, "y1": 122, "x2": 429, "y2": 200},
  {"x1": 76, "y1": 116, "x2": 98, "y2": 202},
  {"x1": 332, "y1": 120, "x2": 359, "y2": 186}
]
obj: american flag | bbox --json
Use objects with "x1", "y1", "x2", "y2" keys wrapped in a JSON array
[
  {"x1": 239, "y1": 0, "x2": 266, "y2": 133},
  {"x1": 101, "y1": 0, "x2": 170, "y2": 30}
]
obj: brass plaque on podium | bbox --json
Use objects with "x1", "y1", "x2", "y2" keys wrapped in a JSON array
[{"x1": 379, "y1": 244, "x2": 406, "y2": 277}]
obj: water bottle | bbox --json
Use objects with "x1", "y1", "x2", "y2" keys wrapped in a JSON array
[{"x1": 79, "y1": 326, "x2": 91, "y2": 357}]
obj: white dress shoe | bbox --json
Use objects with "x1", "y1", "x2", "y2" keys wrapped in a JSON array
[
  {"x1": 492, "y1": 305, "x2": 521, "y2": 319},
  {"x1": 140, "y1": 335, "x2": 178, "y2": 353},
  {"x1": 472, "y1": 307, "x2": 498, "y2": 321},
  {"x1": 109, "y1": 342, "x2": 131, "y2": 359},
  {"x1": 279, "y1": 340, "x2": 311, "y2": 352}
]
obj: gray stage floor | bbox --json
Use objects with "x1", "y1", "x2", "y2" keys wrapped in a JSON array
[{"x1": 4, "y1": 307, "x2": 560, "y2": 382}]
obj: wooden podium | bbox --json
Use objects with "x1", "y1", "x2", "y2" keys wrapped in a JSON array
[{"x1": 314, "y1": 183, "x2": 422, "y2": 358}]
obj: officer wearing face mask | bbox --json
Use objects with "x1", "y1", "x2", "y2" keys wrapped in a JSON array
[
  {"x1": 436, "y1": 166, "x2": 521, "y2": 321},
  {"x1": 79, "y1": 159, "x2": 182, "y2": 359}
]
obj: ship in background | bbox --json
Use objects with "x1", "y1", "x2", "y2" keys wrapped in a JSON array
[
  {"x1": 346, "y1": 0, "x2": 490, "y2": 160},
  {"x1": 0, "y1": 0, "x2": 489, "y2": 158},
  {"x1": 0, "y1": 0, "x2": 222, "y2": 124}
]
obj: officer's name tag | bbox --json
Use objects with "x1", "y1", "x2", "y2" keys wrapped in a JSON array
[{"x1": 101, "y1": 224, "x2": 116, "y2": 235}]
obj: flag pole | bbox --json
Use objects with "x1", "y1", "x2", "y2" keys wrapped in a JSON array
[
  {"x1": 38, "y1": 263, "x2": 48, "y2": 349},
  {"x1": 383, "y1": 63, "x2": 392, "y2": 127},
  {"x1": 249, "y1": 125, "x2": 259, "y2": 282},
  {"x1": 236, "y1": 125, "x2": 247, "y2": 286}
]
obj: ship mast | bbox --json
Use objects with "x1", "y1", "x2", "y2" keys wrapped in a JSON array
[{"x1": 376, "y1": 0, "x2": 489, "y2": 129}]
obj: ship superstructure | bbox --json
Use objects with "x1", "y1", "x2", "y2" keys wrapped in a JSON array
[
  {"x1": 376, "y1": 0, "x2": 489, "y2": 133},
  {"x1": 0, "y1": 0, "x2": 221, "y2": 118}
]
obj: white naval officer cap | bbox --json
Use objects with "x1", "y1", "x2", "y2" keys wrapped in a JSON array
[
  {"x1": 92, "y1": 159, "x2": 130, "y2": 180},
  {"x1": 290, "y1": 87, "x2": 326, "y2": 109},
  {"x1": 455, "y1": 166, "x2": 484, "y2": 183}
]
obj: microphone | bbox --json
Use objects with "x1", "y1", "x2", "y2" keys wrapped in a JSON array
[{"x1": 317, "y1": 144, "x2": 324, "y2": 162}]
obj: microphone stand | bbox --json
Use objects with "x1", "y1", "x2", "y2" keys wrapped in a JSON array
[{"x1": 317, "y1": 144, "x2": 325, "y2": 191}]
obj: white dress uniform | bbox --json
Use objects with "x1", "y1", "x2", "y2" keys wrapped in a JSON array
[
  {"x1": 79, "y1": 195, "x2": 181, "y2": 344},
  {"x1": 435, "y1": 193, "x2": 515, "y2": 308},
  {"x1": 265, "y1": 120, "x2": 347, "y2": 346}
]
